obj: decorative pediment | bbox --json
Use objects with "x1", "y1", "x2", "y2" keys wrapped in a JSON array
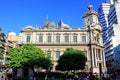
[
  {"x1": 46, "y1": 33, "x2": 52, "y2": 35},
  {"x1": 80, "y1": 32, "x2": 86, "y2": 35},
  {"x1": 22, "y1": 26, "x2": 35, "y2": 31},
  {"x1": 37, "y1": 33, "x2": 43, "y2": 35},
  {"x1": 55, "y1": 33, "x2": 61, "y2": 35},
  {"x1": 72, "y1": 33, "x2": 78, "y2": 35},
  {"x1": 63, "y1": 33, "x2": 69, "y2": 35}
]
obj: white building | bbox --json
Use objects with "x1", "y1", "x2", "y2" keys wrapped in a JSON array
[
  {"x1": 19, "y1": 5, "x2": 106, "y2": 73},
  {"x1": 98, "y1": 0, "x2": 120, "y2": 73}
]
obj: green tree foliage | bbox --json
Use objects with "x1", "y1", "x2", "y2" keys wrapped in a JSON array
[
  {"x1": 8, "y1": 44, "x2": 53, "y2": 69},
  {"x1": 56, "y1": 48, "x2": 87, "y2": 71},
  {"x1": 7, "y1": 48, "x2": 23, "y2": 68}
]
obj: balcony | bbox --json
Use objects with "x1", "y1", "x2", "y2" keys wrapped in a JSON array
[{"x1": 22, "y1": 41, "x2": 89, "y2": 46}]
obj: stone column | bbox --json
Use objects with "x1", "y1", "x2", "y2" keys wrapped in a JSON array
[
  {"x1": 91, "y1": 48, "x2": 94, "y2": 68},
  {"x1": 61, "y1": 34, "x2": 64, "y2": 44},
  {"x1": 96, "y1": 49, "x2": 98, "y2": 67},
  {"x1": 100, "y1": 49, "x2": 102, "y2": 60},
  {"x1": 94, "y1": 48, "x2": 97, "y2": 67},
  {"x1": 102, "y1": 50, "x2": 106, "y2": 67}
]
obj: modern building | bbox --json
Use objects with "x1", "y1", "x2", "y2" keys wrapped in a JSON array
[
  {"x1": 7, "y1": 32, "x2": 19, "y2": 42},
  {"x1": 114, "y1": 44, "x2": 120, "y2": 73},
  {"x1": 106, "y1": 0, "x2": 118, "y2": 4},
  {"x1": 107, "y1": 1, "x2": 120, "y2": 72},
  {"x1": 20, "y1": 5, "x2": 106, "y2": 73},
  {"x1": 98, "y1": 3, "x2": 110, "y2": 43},
  {"x1": 5, "y1": 32, "x2": 19, "y2": 62},
  {"x1": 98, "y1": 0, "x2": 120, "y2": 73},
  {"x1": 98, "y1": 2, "x2": 111, "y2": 74},
  {"x1": 0, "y1": 28, "x2": 6, "y2": 66}
]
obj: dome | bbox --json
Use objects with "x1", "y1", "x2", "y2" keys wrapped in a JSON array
[
  {"x1": 48, "y1": 22, "x2": 55, "y2": 28},
  {"x1": 88, "y1": 5, "x2": 93, "y2": 11},
  {"x1": 58, "y1": 20, "x2": 70, "y2": 29},
  {"x1": 43, "y1": 20, "x2": 49, "y2": 28},
  {"x1": 83, "y1": 5, "x2": 98, "y2": 18},
  {"x1": 42, "y1": 17, "x2": 55, "y2": 29},
  {"x1": 62, "y1": 23, "x2": 70, "y2": 29}
]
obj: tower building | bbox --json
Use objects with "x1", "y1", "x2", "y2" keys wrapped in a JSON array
[{"x1": 98, "y1": 0, "x2": 120, "y2": 73}]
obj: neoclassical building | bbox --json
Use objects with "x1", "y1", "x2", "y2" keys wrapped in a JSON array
[{"x1": 20, "y1": 5, "x2": 106, "y2": 73}]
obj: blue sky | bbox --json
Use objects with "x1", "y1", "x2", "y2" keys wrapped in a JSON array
[{"x1": 0, "y1": 0, "x2": 105, "y2": 35}]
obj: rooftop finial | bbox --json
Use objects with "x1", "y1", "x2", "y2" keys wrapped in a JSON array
[
  {"x1": 46, "y1": 16, "x2": 48, "y2": 22},
  {"x1": 88, "y1": 5, "x2": 93, "y2": 11}
]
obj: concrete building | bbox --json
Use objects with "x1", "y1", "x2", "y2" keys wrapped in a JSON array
[
  {"x1": 106, "y1": 0, "x2": 118, "y2": 4},
  {"x1": 98, "y1": 3, "x2": 110, "y2": 43},
  {"x1": 98, "y1": 0, "x2": 120, "y2": 73},
  {"x1": 107, "y1": 2, "x2": 120, "y2": 73},
  {"x1": 7, "y1": 32, "x2": 19, "y2": 43},
  {"x1": 0, "y1": 28, "x2": 6, "y2": 66},
  {"x1": 98, "y1": 2, "x2": 111, "y2": 73},
  {"x1": 3, "y1": 32, "x2": 19, "y2": 65},
  {"x1": 20, "y1": 5, "x2": 106, "y2": 73}
]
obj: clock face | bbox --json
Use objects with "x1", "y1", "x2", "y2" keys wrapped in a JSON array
[
  {"x1": 87, "y1": 18, "x2": 90, "y2": 26},
  {"x1": 87, "y1": 16, "x2": 93, "y2": 26}
]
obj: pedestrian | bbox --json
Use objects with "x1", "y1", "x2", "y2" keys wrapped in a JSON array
[
  {"x1": 78, "y1": 74, "x2": 82, "y2": 80},
  {"x1": 83, "y1": 74, "x2": 89, "y2": 80},
  {"x1": 89, "y1": 73, "x2": 95, "y2": 80},
  {"x1": 4, "y1": 75, "x2": 8, "y2": 80},
  {"x1": 1, "y1": 76, "x2": 4, "y2": 80},
  {"x1": 45, "y1": 75, "x2": 48, "y2": 80},
  {"x1": 52, "y1": 75, "x2": 55, "y2": 80},
  {"x1": 30, "y1": 75, "x2": 36, "y2": 80}
]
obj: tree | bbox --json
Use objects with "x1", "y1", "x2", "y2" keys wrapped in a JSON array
[
  {"x1": 56, "y1": 48, "x2": 87, "y2": 71},
  {"x1": 8, "y1": 44, "x2": 53, "y2": 74},
  {"x1": 7, "y1": 48, "x2": 23, "y2": 68},
  {"x1": 21, "y1": 44, "x2": 53, "y2": 69}
]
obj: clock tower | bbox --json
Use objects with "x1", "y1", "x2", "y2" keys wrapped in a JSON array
[
  {"x1": 83, "y1": 5, "x2": 104, "y2": 74},
  {"x1": 83, "y1": 5, "x2": 99, "y2": 28}
]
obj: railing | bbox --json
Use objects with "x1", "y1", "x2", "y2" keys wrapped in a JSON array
[{"x1": 22, "y1": 41, "x2": 89, "y2": 45}]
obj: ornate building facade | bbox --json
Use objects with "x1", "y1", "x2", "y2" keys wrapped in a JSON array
[{"x1": 20, "y1": 5, "x2": 106, "y2": 73}]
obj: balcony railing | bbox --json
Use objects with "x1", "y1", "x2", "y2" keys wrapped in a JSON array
[{"x1": 23, "y1": 41, "x2": 89, "y2": 45}]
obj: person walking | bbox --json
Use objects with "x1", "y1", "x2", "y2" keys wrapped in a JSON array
[
  {"x1": 52, "y1": 75, "x2": 55, "y2": 80},
  {"x1": 30, "y1": 75, "x2": 36, "y2": 80},
  {"x1": 83, "y1": 74, "x2": 89, "y2": 80},
  {"x1": 4, "y1": 75, "x2": 8, "y2": 80},
  {"x1": 1, "y1": 76, "x2": 4, "y2": 80}
]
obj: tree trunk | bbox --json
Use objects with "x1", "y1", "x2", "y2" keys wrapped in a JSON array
[
  {"x1": 23, "y1": 67, "x2": 29, "y2": 77},
  {"x1": 13, "y1": 68, "x2": 17, "y2": 77}
]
